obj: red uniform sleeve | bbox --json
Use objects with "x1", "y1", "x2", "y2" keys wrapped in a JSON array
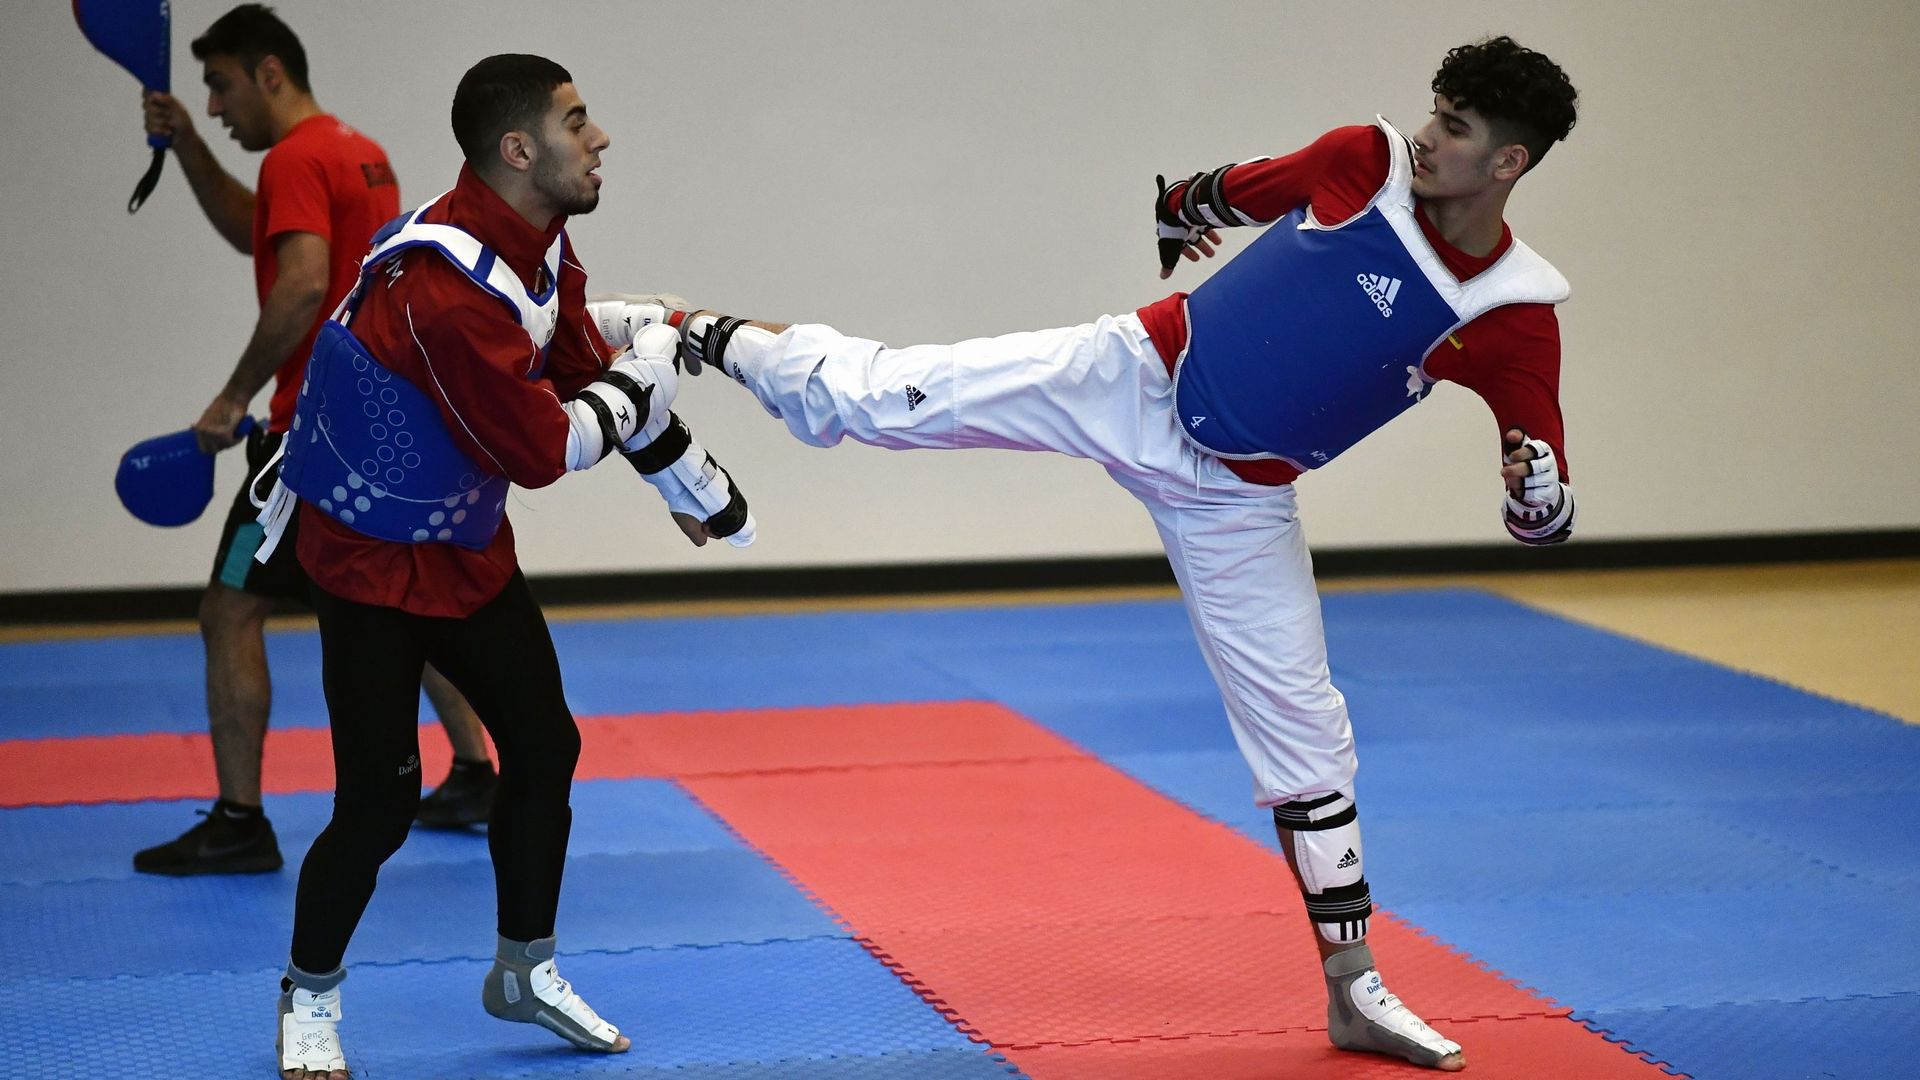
[
  {"x1": 1219, "y1": 125, "x2": 1386, "y2": 223},
  {"x1": 256, "y1": 141, "x2": 334, "y2": 245},
  {"x1": 1163, "y1": 125, "x2": 1388, "y2": 227},
  {"x1": 379, "y1": 257, "x2": 577, "y2": 490},
  {"x1": 1424, "y1": 304, "x2": 1572, "y2": 483}
]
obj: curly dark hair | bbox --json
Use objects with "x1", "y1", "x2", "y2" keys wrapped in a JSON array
[{"x1": 1431, "y1": 36, "x2": 1577, "y2": 173}]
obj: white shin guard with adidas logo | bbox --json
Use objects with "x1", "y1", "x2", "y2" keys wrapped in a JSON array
[{"x1": 1274, "y1": 790, "x2": 1371, "y2": 944}]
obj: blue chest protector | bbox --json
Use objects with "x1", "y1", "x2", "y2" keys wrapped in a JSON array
[
  {"x1": 1174, "y1": 116, "x2": 1569, "y2": 471},
  {"x1": 277, "y1": 194, "x2": 564, "y2": 549}
]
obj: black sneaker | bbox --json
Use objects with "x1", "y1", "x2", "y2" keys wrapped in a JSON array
[
  {"x1": 132, "y1": 805, "x2": 283, "y2": 875},
  {"x1": 415, "y1": 761, "x2": 497, "y2": 829}
]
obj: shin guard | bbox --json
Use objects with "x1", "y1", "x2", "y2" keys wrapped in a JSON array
[{"x1": 1274, "y1": 791, "x2": 1371, "y2": 944}]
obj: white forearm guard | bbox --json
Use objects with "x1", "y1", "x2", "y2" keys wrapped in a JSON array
[
  {"x1": 1502, "y1": 436, "x2": 1574, "y2": 545},
  {"x1": 624, "y1": 421, "x2": 757, "y2": 547},
  {"x1": 608, "y1": 327, "x2": 756, "y2": 545},
  {"x1": 563, "y1": 324, "x2": 681, "y2": 471}
]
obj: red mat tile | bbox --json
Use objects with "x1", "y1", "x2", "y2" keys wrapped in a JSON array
[
  {"x1": 861, "y1": 912, "x2": 1552, "y2": 1046},
  {"x1": 1004, "y1": 1014, "x2": 1677, "y2": 1079},
  {"x1": 0, "y1": 727, "x2": 368, "y2": 806},
  {"x1": 582, "y1": 700, "x2": 1081, "y2": 777},
  {"x1": 0, "y1": 701, "x2": 1067, "y2": 807},
  {"x1": 656, "y1": 702, "x2": 1671, "y2": 1076},
  {"x1": 683, "y1": 758, "x2": 1199, "y2": 847},
  {"x1": 743, "y1": 824, "x2": 1302, "y2": 933}
]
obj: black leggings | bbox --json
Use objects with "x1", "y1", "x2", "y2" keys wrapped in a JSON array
[{"x1": 290, "y1": 570, "x2": 580, "y2": 974}]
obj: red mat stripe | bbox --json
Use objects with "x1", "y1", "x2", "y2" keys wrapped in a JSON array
[
  {"x1": 0, "y1": 700, "x2": 1074, "y2": 807},
  {"x1": 649, "y1": 703, "x2": 1679, "y2": 1079}
]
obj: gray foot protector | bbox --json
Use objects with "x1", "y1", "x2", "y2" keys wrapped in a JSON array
[
  {"x1": 481, "y1": 935, "x2": 626, "y2": 1052},
  {"x1": 1324, "y1": 944, "x2": 1464, "y2": 1069}
]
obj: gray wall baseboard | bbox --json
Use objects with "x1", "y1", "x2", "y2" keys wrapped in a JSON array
[{"x1": 5, "y1": 529, "x2": 1915, "y2": 627}]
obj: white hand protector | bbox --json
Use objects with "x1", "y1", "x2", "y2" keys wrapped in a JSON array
[
  {"x1": 584, "y1": 292, "x2": 689, "y2": 352},
  {"x1": 1502, "y1": 436, "x2": 1575, "y2": 544},
  {"x1": 562, "y1": 337, "x2": 675, "y2": 471}
]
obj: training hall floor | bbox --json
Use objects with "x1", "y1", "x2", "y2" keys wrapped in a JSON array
[{"x1": 1, "y1": 559, "x2": 1915, "y2": 1079}]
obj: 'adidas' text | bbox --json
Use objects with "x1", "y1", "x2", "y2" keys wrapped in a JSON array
[{"x1": 1356, "y1": 273, "x2": 1402, "y2": 317}]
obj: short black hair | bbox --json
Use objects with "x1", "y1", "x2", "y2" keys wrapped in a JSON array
[
  {"x1": 190, "y1": 4, "x2": 310, "y2": 94},
  {"x1": 451, "y1": 54, "x2": 574, "y2": 169},
  {"x1": 1431, "y1": 36, "x2": 1577, "y2": 173}
]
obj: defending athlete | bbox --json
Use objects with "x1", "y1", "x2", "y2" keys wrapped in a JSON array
[
  {"x1": 131, "y1": 4, "x2": 497, "y2": 876},
  {"x1": 259, "y1": 54, "x2": 752, "y2": 1079},
  {"x1": 615, "y1": 36, "x2": 1577, "y2": 1071}
]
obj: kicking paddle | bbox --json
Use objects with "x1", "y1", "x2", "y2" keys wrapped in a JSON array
[
  {"x1": 74, "y1": 0, "x2": 172, "y2": 212},
  {"x1": 116, "y1": 417, "x2": 258, "y2": 527}
]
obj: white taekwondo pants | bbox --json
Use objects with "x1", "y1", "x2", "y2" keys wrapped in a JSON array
[{"x1": 742, "y1": 313, "x2": 1357, "y2": 804}]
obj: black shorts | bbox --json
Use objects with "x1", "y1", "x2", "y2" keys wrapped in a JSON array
[{"x1": 209, "y1": 428, "x2": 311, "y2": 602}]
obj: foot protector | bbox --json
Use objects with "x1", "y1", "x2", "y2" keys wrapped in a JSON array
[
  {"x1": 1324, "y1": 944, "x2": 1464, "y2": 1071},
  {"x1": 481, "y1": 936, "x2": 628, "y2": 1053},
  {"x1": 278, "y1": 983, "x2": 347, "y2": 1077}
]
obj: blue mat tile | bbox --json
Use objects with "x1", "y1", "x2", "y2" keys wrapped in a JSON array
[
  {"x1": 1391, "y1": 877, "x2": 1920, "y2": 1013},
  {"x1": 1360, "y1": 804, "x2": 1854, "y2": 903},
  {"x1": 0, "y1": 939, "x2": 980, "y2": 1079},
  {"x1": 0, "y1": 778, "x2": 744, "y2": 887},
  {"x1": 1339, "y1": 667, "x2": 1894, "y2": 744},
  {"x1": 1578, "y1": 993, "x2": 1920, "y2": 1080},
  {"x1": 992, "y1": 688, "x2": 1240, "y2": 758},
  {"x1": 1696, "y1": 790, "x2": 1920, "y2": 890},
  {"x1": 1319, "y1": 588, "x2": 1702, "y2": 681},
  {"x1": 0, "y1": 847, "x2": 842, "y2": 979},
  {"x1": 0, "y1": 631, "x2": 330, "y2": 738}
]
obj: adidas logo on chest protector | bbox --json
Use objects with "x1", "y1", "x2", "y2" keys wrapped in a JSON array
[{"x1": 1357, "y1": 273, "x2": 1402, "y2": 317}]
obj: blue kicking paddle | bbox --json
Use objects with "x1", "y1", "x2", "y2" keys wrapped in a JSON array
[
  {"x1": 74, "y1": 0, "x2": 172, "y2": 212},
  {"x1": 115, "y1": 417, "x2": 258, "y2": 527}
]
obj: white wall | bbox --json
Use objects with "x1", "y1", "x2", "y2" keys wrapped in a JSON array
[{"x1": 5, "y1": 0, "x2": 1917, "y2": 592}]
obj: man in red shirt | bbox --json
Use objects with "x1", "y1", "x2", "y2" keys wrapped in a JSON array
[
  {"x1": 265, "y1": 53, "x2": 751, "y2": 1079},
  {"x1": 638, "y1": 36, "x2": 1577, "y2": 1073},
  {"x1": 133, "y1": 5, "x2": 496, "y2": 878}
]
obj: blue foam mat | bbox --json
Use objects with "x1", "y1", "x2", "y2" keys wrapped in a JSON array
[
  {"x1": 0, "y1": 846, "x2": 843, "y2": 979},
  {"x1": 0, "y1": 939, "x2": 988, "y2": 1079},
  {"x1": 1391, "y1": 878, "x2": 1920, "y2": 1013},
  {"x1": 1577, "y1": 993, "x2": 1920, "y2": 1080},
  {"x1": 5, "y1": 585, "x2": 1920, "y2": 1080},
  {"x1": 1696, "y1": 790, "x2": 1920, "y2": 889},
  {"x1": 0, "y1": 778, "x2": 743, "y2": 887}
]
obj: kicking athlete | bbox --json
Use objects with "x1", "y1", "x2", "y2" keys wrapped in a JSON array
[
  {"x1": 604, "y1": 35, "x2": 1577, "y2": 1072},
  {"x1": 258, "y1": 53, "x2": 751, "y2": 1079}
]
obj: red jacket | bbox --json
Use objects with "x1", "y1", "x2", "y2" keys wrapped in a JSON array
[{"x1": 297, "y1": 165, "x2": 613, "y2": 617}]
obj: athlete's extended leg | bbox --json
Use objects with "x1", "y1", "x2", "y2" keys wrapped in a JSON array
[
  {"x1": 679, "y1": 309, "x2": 1175, "y2": 470},
  {"x1": 1124, "y1": 469, "x2": 1463, "y2": 1071}
]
